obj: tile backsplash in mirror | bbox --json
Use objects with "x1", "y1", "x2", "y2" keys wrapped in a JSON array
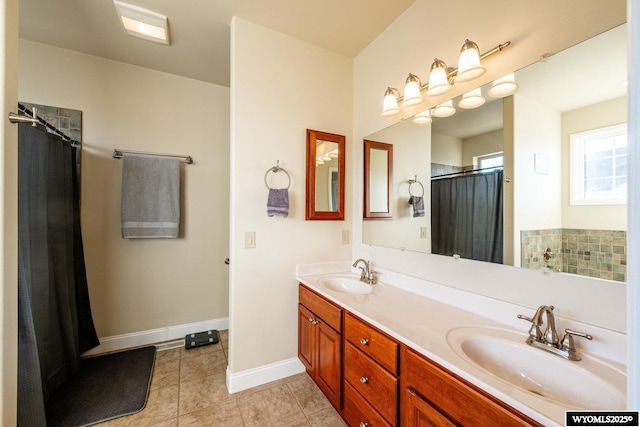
[{"x1": 521, "y1": 229, "x2": 626, "y2": 282}]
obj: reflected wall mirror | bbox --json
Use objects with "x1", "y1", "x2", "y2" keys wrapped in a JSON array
[
  {"x1": 364, "y1": 140, "x2": 393, "y2": 219},
  {"x1": 306, "y1": 129, "x2": 345, "y2": 220},
  {"x1": 363, "y1": 23, "x2": 628, "y2": 283}
]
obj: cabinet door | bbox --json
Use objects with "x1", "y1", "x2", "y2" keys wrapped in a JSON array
[
  {"x1": 298, "y1": 304, "x2": 315, "y2": 374},
  {"x1": 403, "y1": 387, "x2": 456, "y2": 427},
  {"x1": 316, "y1": 319, "x2": 342, "y2": 410}
]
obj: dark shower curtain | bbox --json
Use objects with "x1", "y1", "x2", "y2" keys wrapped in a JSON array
[
  {"x1": 431, "y1": 169, "x2": 503, "y2": 263},
  {"x1": 17, "y1": 123, "x2": 99, "y2": 426}
]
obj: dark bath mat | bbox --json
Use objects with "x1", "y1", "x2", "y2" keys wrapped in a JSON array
[{"x1": 46, "y1": 346, "x2": 156, "y2": 426}]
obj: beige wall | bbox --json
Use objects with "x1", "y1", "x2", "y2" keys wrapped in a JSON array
[
  {"x1": 510, "y1": 94, "x2": 562, "y2": 266},
  {"x1": 1, "y1": 0, "x2": 19, "y2": 423},
  {"x1": 18, "y1": 40, "x2": 230, "y2": 337},
  {"x1": 561, "y1": 96, "x2": 627, "y2": 230},
  {"x1": 229, "y1": 18, "x2": 352, "y2": 374},
  {"x1": 353, "y1": 0, "x2": 627, "y2": 331},
  {"x1": 431, "y1": 133, "x2": 462, "y2": 166},
  {"x1": 462, "y1": 129, "x2": 503, "y2": 167}
]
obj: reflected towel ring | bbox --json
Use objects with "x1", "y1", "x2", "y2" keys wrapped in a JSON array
[
  {"x1": 264, "y1": 161, "x2": 291, "y2": 190},
  {"x1": 408, "y1": 176, "x2": 424, "y2": 197}
]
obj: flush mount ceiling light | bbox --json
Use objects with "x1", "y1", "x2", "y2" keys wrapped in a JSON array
[
  {"x1": 381, "y1": 39, "x2": 511, "y2": 116},
  {"x1": 114, "y1": 1, "x2": 170, "y2": 45}
]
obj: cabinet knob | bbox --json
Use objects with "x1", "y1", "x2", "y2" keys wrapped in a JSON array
[
  {"x1": 360, "y1": 423, "x2": 368, "y2": 427},
  {"x1": 359, "y1": 376, "x2": 368, "y2": 384},
  {"x1": 308, "y1": 317, "x2": 314, "y2": 323},
  {"x1": 360, "y1": 338, "x2": 369, "y2": 346}
]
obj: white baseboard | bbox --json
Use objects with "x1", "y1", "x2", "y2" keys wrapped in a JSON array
[
  {"x1": 226, "y1": 357, "x2": 305, "y2": 394},
  {"x1": 82, "y1": 317, "x2": 229, "y2": 356}
]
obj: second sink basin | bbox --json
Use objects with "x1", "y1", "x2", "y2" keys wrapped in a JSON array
[
  {"x1": 317, "y1": 275, "x2": 372, "y2": 295},
  {"x1": 446, "y1": 326, "x2": 626, "y2": 410}
]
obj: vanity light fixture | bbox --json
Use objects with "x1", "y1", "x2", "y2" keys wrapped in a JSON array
[
  {"x1": 403, "y1": 74, "x2": 424, "y2": 106},
  {"x1": 487, "y1": 73, "x2": 519, "y2": 97},
  {"x1": 456, "y1": 39, "x2": 486, "y2": 82},
  {"x1": 432, "y1": 100, "x2": 456, "y2": 118},
  {"x1": 413, "y1": 109, "x2": 432, "y2": 125},
  {"x1": 114, "y1": 1, "x2": 170, "y2": 45},
  {"x1": 382, "y1": 87, "x2": 401, "y2": 116},
  {"x1": 458, "y1": 87, "x2": 486, "y2": 109},
  {"x1": 426, "y1": 58, "x2": 452, "y2": 96},
  {"x1": 381, "y1": 40, "x2": 511, "y2": 116}
]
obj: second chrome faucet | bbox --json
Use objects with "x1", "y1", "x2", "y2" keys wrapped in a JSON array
[
  {"x1": 518, "y1": 305, "x2": 593, "y2": 361},
  {"x1": 352, "y1": 259, "x2": 376, "y2": 285}
]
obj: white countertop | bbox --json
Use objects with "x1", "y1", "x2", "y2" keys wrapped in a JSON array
[{"x1": 296, "y1": 261, "x2": 627, "y2": 427}]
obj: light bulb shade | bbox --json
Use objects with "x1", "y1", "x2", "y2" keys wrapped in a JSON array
[
  {"x1": 413, "y1": 109, "x2": 432, "y2": 125},
  {"x1": 458, "y1": 88, "x2": 485, "y2": 109},
  {"x1": 321, "y1": 154, "x2": 332, "y2": 161},
  {"x1": 456, "y1": 39, "x2": 486, "y2": 82},
  {"x1": 426, "y1": 59, "x2": 451, "y2": 96},
  {"x1": 382, "y1": 87, "x2": 401, "y2": 116},
  {"x1": 316, "y1": 159, "x2": 325, "y2": 165},
  {"x1": 403, "y1": 74, "x2": 424, "y2": 106},
  {"x1": 432, "y1": 100, "x2": 456, "y2": 118},
  {"x1": 488, "y1": 73, "x2": 519, "y2": 98}
]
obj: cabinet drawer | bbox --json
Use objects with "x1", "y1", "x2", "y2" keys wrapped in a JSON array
[
  {"x1": 299, "y1": 284, "x2": 342, "y2": 332},
  {"x1": 344, "y1": 381, "x2": 392, "y2": 427},
  {"x1": 345, "y1": 342, "x2": 398, "y2": 425},
  {"x1": 402, "y1": 346, "x2": 542, "y2": 427},
  {"x1": 345, "y1": 312, "x2": 398, "y2": 374}
]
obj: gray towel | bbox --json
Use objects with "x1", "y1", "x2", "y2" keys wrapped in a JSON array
[
  {"x1": 408, "y1": 196, "x2": 425, "y2": 217},
  {"x1": 121, "y1": 156, "x2": 180, "y2": 238},
  {"x1": 267, "y1": 188, "x2": 289, "y2": 217}
]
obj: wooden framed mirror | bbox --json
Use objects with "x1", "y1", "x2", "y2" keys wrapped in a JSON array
[
  {"x1": 306, "y1": 129, "x2": 345, "y2": 220},
  {"x1": 364, "y1": 140, "x2": 393, "y2": 219}
]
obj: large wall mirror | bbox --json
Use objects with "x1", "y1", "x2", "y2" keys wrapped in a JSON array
[
  {"x1": 306, "y1": 129, "x2": 345, "y2": 220},
  {"x1": 363, "y1": 23, "x2": 627, "y2": 282}
]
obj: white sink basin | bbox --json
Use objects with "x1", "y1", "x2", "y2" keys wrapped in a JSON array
[
  {"x1": 317, "y1": 275, "x2": 372, "y2": 295},
  {"x1": 446, "y1": 326, "x2": 626, "y2": 409}
]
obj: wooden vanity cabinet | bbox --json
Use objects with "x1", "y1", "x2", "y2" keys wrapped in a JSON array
[
  {"x1": 343, "y1": 312, "x2": 399, "y2": 426},
  {"x1": 298, "y1": 284, "x2": 343, "y2": 411},
  {"x1": 401, "y1": 346, "x2": 543, "y2": 427}
]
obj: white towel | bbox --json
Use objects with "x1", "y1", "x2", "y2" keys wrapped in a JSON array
[{"x1": 121, "y1": 156, "x2": 180, "y2": 238}]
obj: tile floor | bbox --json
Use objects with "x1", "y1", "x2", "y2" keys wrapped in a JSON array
[{"x1": 97, "y1": 330, "x2": 346, "y2": 427}]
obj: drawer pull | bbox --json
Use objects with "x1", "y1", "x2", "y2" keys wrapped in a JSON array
[
  {"x1": 359, "y1": 376, "x2": 369, "y2": 384},
  {"x1": 360, "y1": 423, "x2": 368, "y2": 427},
  {"x1": 360, "y1": 338, "x2": 369, "y2": 346}
]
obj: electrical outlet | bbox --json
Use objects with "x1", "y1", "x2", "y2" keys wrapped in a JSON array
[
  {"x1": 244, "y1": 231, "x2": 256, "y2": 248},
  {"x1": 342, "y1": 230, "x2": 350, "y2": 244},
  {"x1": 420, "y1": 226, "x2": 427, "y2": 239}
]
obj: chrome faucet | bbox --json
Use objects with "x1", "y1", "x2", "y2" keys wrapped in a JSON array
[
  {"x1": 518, "y1": 305, "x2": 593, "y2": 361},
  {"x1": 352, "y1": 259, "x2": 376, "y2": 285}
]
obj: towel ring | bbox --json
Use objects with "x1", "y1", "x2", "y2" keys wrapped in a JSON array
[
  {"x1": 408, "y1": 176, "x2": 424, "y2": 197},
  {"x1": 264, "y1": 162, "x2": 291, "y2": 190}
]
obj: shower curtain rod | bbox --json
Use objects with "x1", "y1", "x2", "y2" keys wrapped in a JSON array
[
  {"x1": 112, "y1": 149, "x2": 193, "y2": 164},
  {"x1": 11, "y1": 103, "x2": 80, "y2": 147},
  {"x1": 431, "y1": 166, "x2": 503, "y2": 180}
]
